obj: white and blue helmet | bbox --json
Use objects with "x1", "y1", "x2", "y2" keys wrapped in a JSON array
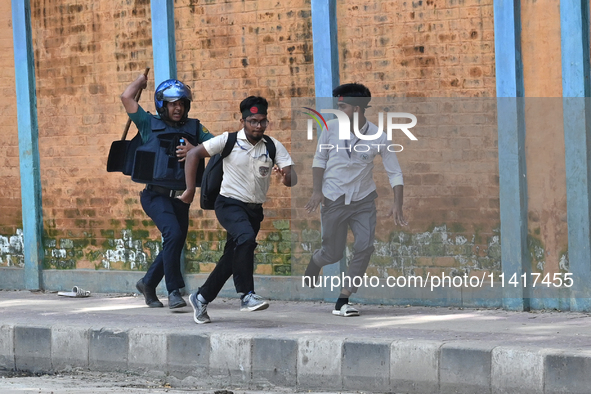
[{"x1": 154, "y1": 79, "x2": 192, "y2": 123}]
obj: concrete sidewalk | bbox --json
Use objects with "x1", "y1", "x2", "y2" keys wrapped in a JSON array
[{"x1": 1, "y1": 290, "x2": 591, "y2": 393}]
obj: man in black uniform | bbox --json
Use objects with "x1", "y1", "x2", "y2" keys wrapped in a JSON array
[{"x1": 121, "y1": 74, "x2": 213, "y2": 309}]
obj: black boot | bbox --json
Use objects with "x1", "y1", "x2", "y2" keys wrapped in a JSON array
[
  {"x1": 168, "y1": 289, "x2": 187, "y2": 309},
  {"x1": 136, "y1": 278, "x2": 164, "y2": 308}
]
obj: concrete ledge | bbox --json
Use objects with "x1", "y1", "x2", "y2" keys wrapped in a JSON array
[
  {"x1": 0, "y1": 325, "x2": 15, "y2": 371},
  {"x1": 297, "y1": 336, "x2": 343, "y2": 390},
  {"x1": 342, "y1": 339, "x2": 391, "y2": 392},
  {"x1": 491, "y1": 346, "x2": 544, "y2": 394},
  {"x1": 51, "y1": 326, "x2": 89, "y2": 370},
  {"x1": 209, "y1": 333, "x2": 252, "y2": 385},
  {"x1": 0, "y1": 268, "x2": 24, "y2": 290},
  {"x1": 89, "y1": 328, "x2": 128, "y2": 372},
  {"x1": 14, "y1": 326, "x2": 52, "y2": 373},
  {"x1": 252, "y1": 337, "x2": 297, "y2": 387},
  {"x1": 544, "y1": 351, "x2": 591, "y2": 394},
  {"x1": 391, "y1": 339, "x2": 441, "y2": 393},
  {"x1": 4, "y1": 321, "x2": 591, "y2": 393},
  {"x1": 166, "y1": 333, "x2": 210, "y2": 379},
  {"x1": 439, "y1": 341, "x2": 493, "y2": 394},
  {"x1": 128, "y1": 329, "x2": 167, "y2": 374}
]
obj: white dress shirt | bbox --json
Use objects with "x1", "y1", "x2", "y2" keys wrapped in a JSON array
[
  {"x1": 203, "y1": 129, "x2": 294, "y2": 204},
  {"x1": 312, "y1": 118, "x2": 403, "y2": 205}
]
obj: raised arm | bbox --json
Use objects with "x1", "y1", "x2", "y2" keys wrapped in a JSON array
[{"x1": 120, "y1": 74, "x2": 148, "y2": 114}]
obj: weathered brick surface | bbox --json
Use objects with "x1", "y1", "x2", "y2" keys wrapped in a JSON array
[
  {"x1": 337, "y1": 0, "x2": 495, "y2": 98},
  {"x1": 0, "y1": 0, "x2": 507, "y2": 278},
  {"x1": 0, "y1": 0, "x2": 22, "y2": 236},
  {"x1": 520, "y1": 2, "x2": 568, "y2": 280},
  {"x1": 523, "y1": 99, "x2": 568, "y2": 279}
]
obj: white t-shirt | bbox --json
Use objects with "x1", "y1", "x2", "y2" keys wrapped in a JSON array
[{"x1": 202, "y1": 129, "x2": 294, "y2": 204}]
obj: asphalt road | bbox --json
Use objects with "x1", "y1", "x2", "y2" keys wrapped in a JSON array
[{"x1": 0, "y1": 370, "x2": 366, "y2": 394}]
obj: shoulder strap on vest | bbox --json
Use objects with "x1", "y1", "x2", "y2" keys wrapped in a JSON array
[
  {"x1": 186, "y1": 118, "x2": 200, "y2": 134},
  {"x1": 262, "y1": 135, "x2": 276, "y2": 164},
  {"x1": 222, "y1": 132, "x2": 238, "y2": 158},
  {"x1": 150, "y1": 116, "x2": 167, "y2": 131}
]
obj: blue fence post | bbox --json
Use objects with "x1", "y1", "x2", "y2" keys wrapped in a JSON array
[
  {"x1": 560, "y1": 0, "x2": 591, "y2": 311},
  {"x1": 150, "y1": 0, "x2": 183, "y2": 292},
  {"x1": 311, "y1": 0, "x2": 341, "y2": 301},
  {"x1": 12, "y1": 0, "x2": 44, "y2": 290},
  {"x1": 312, "y1": 0, "x2": 339, "y2": 98},
  {"x1": 151, "y1": 0, "x2": 177, "y2": 83},
  {"x1": 494, "y1": 0, "x2": 530, "y2": 311}
]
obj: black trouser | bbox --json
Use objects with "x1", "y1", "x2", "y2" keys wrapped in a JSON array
[
  {"x1": 140, "y1": 188, "x2": 189, "y2": 293},
  {"x1": 199, "y1": 195, "x2": 263, "y2": 303}
]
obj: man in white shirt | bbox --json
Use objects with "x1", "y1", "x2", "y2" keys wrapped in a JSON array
[
  {"x1": 179, "y1": 96, "x2": 297, "y2": 324},
  {"x1": 304, "y1": 83, "x2": 408, "y2": 317}
]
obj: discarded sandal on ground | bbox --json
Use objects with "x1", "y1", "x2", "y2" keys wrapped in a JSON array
[{"x1": 57, "y1": 286, "x2": 91, "y2": 298}]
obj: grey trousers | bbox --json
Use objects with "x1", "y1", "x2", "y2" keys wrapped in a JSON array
[{"x1": 311, "y1": 191, "x2": 377, "y2": 293}]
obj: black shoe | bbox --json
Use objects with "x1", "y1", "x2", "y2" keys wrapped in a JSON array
[
  {"x1": 304, "y1": 256, "x2": 321, "y2": 288},
  {"x1": 136, "y1": 279, "x2": 164, "y2": 308},
  {"x1": 168, "y1": 289, "x2": 187, "y2": 309}
]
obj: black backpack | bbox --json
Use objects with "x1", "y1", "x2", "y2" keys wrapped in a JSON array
[{"x1": 200, "y1": 132, "x2": 277, "y2": 210}]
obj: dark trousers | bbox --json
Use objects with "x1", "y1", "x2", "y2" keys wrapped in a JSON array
[
  {"x1": 199, "y1": 196, "x2": 263, "y2": 303},
  {"x1": 140, "y1": 189, "x2": 189, "y2": 293}
]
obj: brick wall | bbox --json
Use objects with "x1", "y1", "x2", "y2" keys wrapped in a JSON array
[
  {"x1": 337, "y1": 0, "x2": 495, "y2": 97},
  {"x1": 0, "y1": 0, "x2": 21, "y2": 237},
  {"x1": 28, "y1": 0, "x2": 156, "y2": 270},
  {"x1": 1, "y1": 0, "x2": 504, "y2": 280},
  {"x1": 521, "y1": 0, "x2": 569, "y2": 276}
]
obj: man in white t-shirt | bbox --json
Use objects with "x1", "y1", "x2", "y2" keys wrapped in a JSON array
[
  {"x1": 179, "y1": 96, "x2": 297, "y2": 324},
  {"x1": 304, "y1": 83, "x2": 408, "y2": 317}
]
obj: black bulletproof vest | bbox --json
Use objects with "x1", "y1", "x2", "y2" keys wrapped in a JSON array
[{"x1": 131, "y1": 116, "x2": 201, "y2": 190}]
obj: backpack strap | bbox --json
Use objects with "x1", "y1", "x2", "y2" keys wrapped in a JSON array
[
  {"x1": 262, "y1": 135, "x2": 276, "y2": 164},
  {"x1": 221, "y1": 132, "x2": 238, "y2": 158},
  {"x1": 193, "y1": 118, "x2": 202, "y2": 144}
]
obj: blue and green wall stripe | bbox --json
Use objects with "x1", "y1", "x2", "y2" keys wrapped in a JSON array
[{"x1": 493, "y1": 0, "x2": 530, "y2": 311}]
